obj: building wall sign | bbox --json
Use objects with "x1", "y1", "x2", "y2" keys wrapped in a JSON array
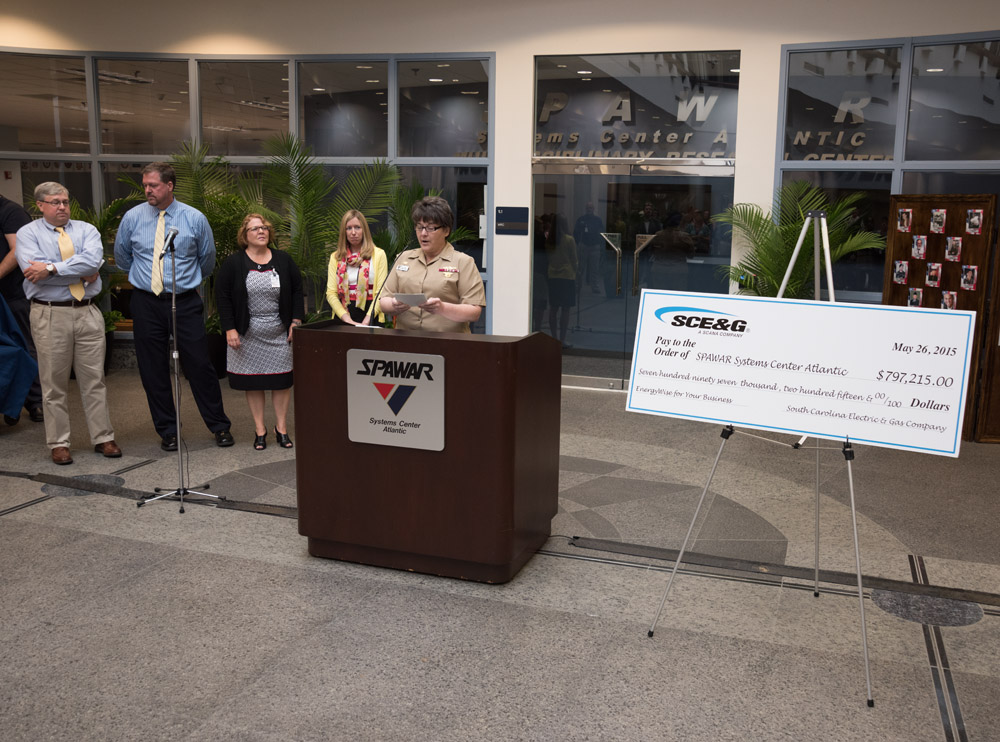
[
  {"x1": 783, "y1": 47, "x2": 900, "y2": 161},
  {"x1": 534, "y1": 52, "x2": 739, "y2": 159}
]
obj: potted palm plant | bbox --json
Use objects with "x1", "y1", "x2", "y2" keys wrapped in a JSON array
[{"x1": 715, "y1": 181, "x2": 885, "y2": 299}]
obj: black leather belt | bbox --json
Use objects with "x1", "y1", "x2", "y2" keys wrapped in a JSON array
[
  {"x1": 31, "y1": 298, "x2": 93, "y2": 307},
  {"x1": 153, "y1": 290, "x2": 196, "y2": 300}
]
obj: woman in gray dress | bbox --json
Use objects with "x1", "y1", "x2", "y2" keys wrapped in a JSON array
[{"x1": 217, "y1": 214, "x2": 304, "y2": 450}]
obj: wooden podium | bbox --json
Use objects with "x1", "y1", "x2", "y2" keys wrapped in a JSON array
[{"x1": 293, "y1": 323, "x2": 561, "y2": 583}]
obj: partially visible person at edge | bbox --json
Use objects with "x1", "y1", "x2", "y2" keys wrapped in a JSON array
[
  {"x1": 326, "y1": 209, "x2": 387, "y2": 326},
  {"x1": 216, "y1": 214, "x2": 304, "y2": 451},
  {"x1": 16, "y1": 182, "x2": 121, "y2": 465},
  {"x1": 542, "y1": 213, "x2": 578, "y2": 349},
  {"x1": 379, "y1": 196, "x2": 485, "y2": 334},
  {"x1": 0, "y1": 192, "x2": 43, "y2": 426},
  {"x1": 113, "y1": 162, "x2": 234, "y2": 452}
]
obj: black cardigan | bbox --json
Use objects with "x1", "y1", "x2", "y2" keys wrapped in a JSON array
[{"x1": 216, "y1": 249, "x2": 305, "y2": 335}]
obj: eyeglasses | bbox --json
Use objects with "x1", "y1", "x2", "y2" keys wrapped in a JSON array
[
  {"x1": 248, "y1": 225, "x2": 269, "y2": 233},
  {"x1": 40, "y1": 199, "x2": 70, "y2": 207},
  {"x1": 415, "y1": 225, "x2": 443, "y2": 234}
]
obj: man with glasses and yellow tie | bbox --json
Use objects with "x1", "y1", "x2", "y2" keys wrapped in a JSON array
[
  {"x1": 16, "y1": 182, "x2": 121, "y2": 465},
  {"x1": 114, "y1": 162, "x2": 232, "y2": 451}
]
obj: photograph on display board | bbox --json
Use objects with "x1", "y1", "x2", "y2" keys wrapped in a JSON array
[
  {"x1": 893, "y1": 260, "x2": 909, "y2": 284},
  {"x1": 961, "y1": 265, "x2": 978, "y2": 290},
  {"x1": 911, "y1": 235, "x2": 927, "y2": 259},
  {"x1": 926, "y1": 262, "x2": 942, "y2": 287},
  {"x1": 930, "y1": 209, "x2": 947, "y2": 234},
  {"x1": 945, "y1": 236, "x2": 962, "y2": 262},
  {"x1": 941, "y1": 291, "x2": 957, "y2": 310},
  {"x1": 966, "y1": 209, "x2": 983, "y2": 235},
  {"x1": 908, "y1": 288, "x2": 923, "y2": 307},
  {"x1": 897, "y1": 208, "x2": 913, "y2": 232}
]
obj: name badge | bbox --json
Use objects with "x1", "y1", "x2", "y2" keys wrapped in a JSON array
[
  {"x1": 439, "y1": 267, "x2": 460, "y2": 274},
  {"x1": 270, "y1": 271, "x2": 281, "y2": 288},
  {"x1": 397, "y1": 264, "x2": 409, "y2": 272}
]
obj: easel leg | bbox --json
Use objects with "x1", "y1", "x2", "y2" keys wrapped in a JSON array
[
  {"x1": 843, "y1": 439, "x2": 875, "y2": 707},
  {"x1": 814, "y1": 442, "x2": 821, "y2": 597},
  {"x1": 648, "y1": 425, "x2": 734, "y2": 638}
]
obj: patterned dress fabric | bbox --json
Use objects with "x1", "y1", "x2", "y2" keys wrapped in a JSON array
[{"x1": 227, "y1": 268, "x2": 293, "y2": 390}]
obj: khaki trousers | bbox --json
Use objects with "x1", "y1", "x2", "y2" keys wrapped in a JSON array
[{"x1": 29, "y1": 302, "x2": 114, "y2": 449}]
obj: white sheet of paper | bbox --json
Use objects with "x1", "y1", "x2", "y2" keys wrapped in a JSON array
[{"x1": 395, "y1": 294, "x2": 426, "y2": 307}]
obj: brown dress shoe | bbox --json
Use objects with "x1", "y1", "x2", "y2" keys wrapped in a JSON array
[
  {"x1": 94, "y1": 440, "x2": 122, "y2": 458},
  {"x1": 51, "y1": 447, "x2": 73, "y2": 465}
]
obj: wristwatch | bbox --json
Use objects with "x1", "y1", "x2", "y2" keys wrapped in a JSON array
[{"x1": 45, "y1": 263, "x2": 55, "y2": 275}]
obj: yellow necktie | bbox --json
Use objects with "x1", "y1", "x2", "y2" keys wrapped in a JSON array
[
  {"x1": 55, "y1": 227, "x2": 86, "y2": 301},
  {"x1": 151, "y1": 209, "x2": 166, "y2": 295}
]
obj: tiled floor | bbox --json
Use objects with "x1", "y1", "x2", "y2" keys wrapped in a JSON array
[{"x1": 1, "y1": 369, "x2": 997, "y2": 740}]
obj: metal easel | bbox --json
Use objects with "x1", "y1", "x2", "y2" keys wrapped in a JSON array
[{"x1": 645, "y1": 210, "x2": 875, "y2": 707}]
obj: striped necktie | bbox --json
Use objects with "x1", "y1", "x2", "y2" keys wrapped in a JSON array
[
  {"x1": 151, "y1": 209, "x2": 166, "y2": 295},
  {"x1": 55, "y1": 227, "x2": 86, "y2": 301}
]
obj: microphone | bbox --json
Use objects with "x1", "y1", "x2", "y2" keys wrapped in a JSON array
[
  {"x1": 159, "y1": 227, "x2": 180, "y2": 259},
  {"x1": 367, "y1": 248, "x2": 406, "y2": 320}
]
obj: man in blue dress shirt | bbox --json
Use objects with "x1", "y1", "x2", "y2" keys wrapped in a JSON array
[
  {"x1": 114, "y1": 162, "x2": 233, "y2": 451},
  {"x1": 16, "y1": 182, "x2": 121, "y2": 465}
]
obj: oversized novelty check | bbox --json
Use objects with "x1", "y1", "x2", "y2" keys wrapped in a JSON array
[{"x1": 627, "y1": 291, "x2": 975, "y2": 457}]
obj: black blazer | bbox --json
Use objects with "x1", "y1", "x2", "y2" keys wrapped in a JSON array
[{"x1": 216, "y1": 248, "x2": 305, "y2": 335}]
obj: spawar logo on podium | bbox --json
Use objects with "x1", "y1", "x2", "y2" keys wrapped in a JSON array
[
  {"x1": 346, "y1": 349, "x2": 446, "y2": 451},
  {"x1": 373, "y1": 383, "x2": 416, "y2": 415}
]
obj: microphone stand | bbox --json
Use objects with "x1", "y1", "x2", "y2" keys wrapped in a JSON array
[
  {"x1": 138, "y1": 230, "x2": 224, "y2": 513},
  {"x1": 365, "y1": 249, "x2": 404, "y2": 325}
]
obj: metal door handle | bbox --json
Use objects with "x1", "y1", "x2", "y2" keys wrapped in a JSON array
[{"x1": 633, "y1": 237, "x2": 653, "y2": 296}]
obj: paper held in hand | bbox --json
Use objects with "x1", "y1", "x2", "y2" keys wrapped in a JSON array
[{"x1": 394, "y1": 294, "x2": 426, "y2": 307}]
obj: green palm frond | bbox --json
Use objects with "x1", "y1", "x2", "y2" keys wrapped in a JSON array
[
  {"x1": 170, "y1": 141, "x2": 235, "y2": 212},
  {"x1": 715, "y1": 182, "x2": 885, "y2": 299},
  {"x1": 261, "y1": 133, "x2": 334, "y2": 278}
]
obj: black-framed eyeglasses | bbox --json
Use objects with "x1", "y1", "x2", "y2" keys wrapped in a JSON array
[{"x1": 415, "y1": 224, "x2": 443, "y2": 234}]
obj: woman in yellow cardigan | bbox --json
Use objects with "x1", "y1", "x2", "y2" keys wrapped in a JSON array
[{"x1": 326, "y1": 209, "x2": 387, "y2": 326}]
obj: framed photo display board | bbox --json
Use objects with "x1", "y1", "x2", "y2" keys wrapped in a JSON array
[{"x1": 882, "y1": 194, "x2": 998, "y2": 441}]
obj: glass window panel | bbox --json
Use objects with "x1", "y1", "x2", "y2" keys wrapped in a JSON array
[
  {"x1": 535, "y1": 52, "x2": 739, "y2": 159},
  {"x1": 299, "y1": 62, "x2": 388, "y2": 157},
  {"x1": 901, "y1": 170, "x2": 1000, "y2": 203},
  {"x1": 783, "y1": 47, "x2": 900, "y2": 162},
  {"x1": 398, "y1": 60, "x2": 489, "y2": 158},
  {"x1": 780, "y1": 170, "x2": 892, "y2": 297},
  {"x1": 20, "y1": 161, "x2": 94, "y2": 210},
  {"x1": 397, "y1": 166, "x2": 487, "y2": 272},
  {"x1": 0, "y1": 54, "x2": 90, "y2": 153},
  {"x1": 101, "y1": 162, "x2": 144, "y2": 202},
  {"x1": 200, "y1": 61, "x2": 289, "y2": 156},
  {"x1": 906, "y1": 41, "x2": 1000, "y2": 160},
  {"x1": 97, "y1": 59, "x2": 190, "y2": 154}
]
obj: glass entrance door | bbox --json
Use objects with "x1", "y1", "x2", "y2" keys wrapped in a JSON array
[{"x1": 532, "y1": 162, "x2": 735, "y2": 387}]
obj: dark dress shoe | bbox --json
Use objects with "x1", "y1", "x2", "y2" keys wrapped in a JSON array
[
  {"x1": 4, "y1": 414, "x2": 18, "y2": 426},
  {"x1": 215, "y1": 429, "x2": 234, "y2": 447},
  {"x1": 275, "y1": 427, "x2": 293, "y2": 449},
  {"x1": 51, "y1": 447, "x2": 73, "y2": 465},
  {"x1": 28, "y1": 407, "x2": 44, "y2": 423},
  {"x1": 161, "y1": 434, "x2": 178, "y2": 452},
  {"x1": 94, "y1": 440, "x2": 123, "y2": 458}
]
